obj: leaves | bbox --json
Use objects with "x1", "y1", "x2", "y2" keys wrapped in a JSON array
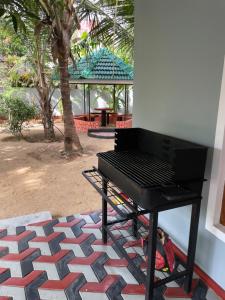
[
  {"x1": 0, "y1": 94, "x2": 39, "y2": 135},
  {"x1": 81, "y1": 31, "x2": 88, "y2": 40},
  {"x1": 38, "y1": 0, "x2": 51, "y2": 15},
  {"x1": 78, "y1": 0, "x2": 134, "y2": 55}
]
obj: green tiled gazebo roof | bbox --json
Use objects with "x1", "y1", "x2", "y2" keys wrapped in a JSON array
[{"x1": 53, "y1": 48, "x2": 134, "y2": 84}]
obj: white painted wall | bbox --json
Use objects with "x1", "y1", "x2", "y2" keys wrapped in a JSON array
[
  {"x1": 134, "y1": 0, "x2": 225, "y2": 289},
  {"x1": 3, "y1": 87, "x2": 133, "y2": 116}
]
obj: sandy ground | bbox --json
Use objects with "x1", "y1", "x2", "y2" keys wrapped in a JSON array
[{"x1": 0, "y1": 123, "x2": 114, "y2": 219}]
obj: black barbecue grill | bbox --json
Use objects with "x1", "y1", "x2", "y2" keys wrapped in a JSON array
[{"x1": 83, "y1": 128, "x2": 208, "y2": 300}]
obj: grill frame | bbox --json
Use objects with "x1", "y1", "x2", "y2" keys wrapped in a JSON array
[
  {"x1": 83, "y1": 128, "x2": 208, "y2": 300},
  {"x1": 82, "y1": 167, "x2": 202, "y2": 298},
  {"x1": 97, "y1": 128, "x2": 207, "y2": 211}
]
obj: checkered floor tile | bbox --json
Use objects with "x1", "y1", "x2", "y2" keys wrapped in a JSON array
[{"x1": 0, "y1": 210, "x2": 222, "y2": 300}]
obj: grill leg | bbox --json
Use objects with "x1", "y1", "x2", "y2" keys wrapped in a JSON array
[
  {"x1": 132, "y1": 202, "x2": 138, "y2": 238},
  {"x1": 102, "y1": 179, "x2": 108, "y2": 244},
  {"x1": 184, "y1": 200, "x2": 201, "y2": 293},
  {"x1": 146, "y1": 212, "x2": 158, "y2": 300}
]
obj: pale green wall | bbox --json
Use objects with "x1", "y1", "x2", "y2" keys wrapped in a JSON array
[{"x1": 134, "y1": 0, "x2": 225, "y2": 289}]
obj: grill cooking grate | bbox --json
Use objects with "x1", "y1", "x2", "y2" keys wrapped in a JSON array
[{"x1": 98, "y1": 151, "x2": 175, "y2": 187}]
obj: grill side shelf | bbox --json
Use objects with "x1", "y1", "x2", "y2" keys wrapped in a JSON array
[{"x1": 82, "y1": 168, "x2": 149, "y2": 220}]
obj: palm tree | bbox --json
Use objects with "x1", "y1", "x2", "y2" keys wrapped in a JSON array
[
  {"x1": 0, "y1": 1, "x2": 56, "y2": 140},
  {"x1": 1, "y1": 0, "x2": 134, "y2": 153},
  {"x1": 37, "y1": 0, "x2": 82, "y2": 153},
  {"x1": 78, "y1": 0, "x2": 134, "y2": 55},
  {"x1": 1, "y1": 0, "x2": 82, "y2": 154}
]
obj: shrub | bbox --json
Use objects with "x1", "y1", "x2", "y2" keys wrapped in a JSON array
[{"x1": 0, "y1": 95, "x2": 38, "y2": 135}]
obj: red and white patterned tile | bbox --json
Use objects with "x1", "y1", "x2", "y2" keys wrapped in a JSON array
[
  {"x1": 38, "y1": 272, "x2": 86, "y2": 300},
  {"x1": 33, "y1": 250, "x2": 74, "y2": 280},
  {"x1": 0, "y1": 271, "x2": 47, "y2": 300},
  {"x1": 0, "y1": 248, "x2": 40, "y2": 277},
  {"x1": 0, "y1": 231, "x2": 36, "y2": 254},
  {"x1": 0, "y1": 211, "x2": 222, "y2": 300}
]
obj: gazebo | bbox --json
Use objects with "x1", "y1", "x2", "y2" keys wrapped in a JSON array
[{"x1": 54, "y1": 48, "x2": 134, "y2": 132}]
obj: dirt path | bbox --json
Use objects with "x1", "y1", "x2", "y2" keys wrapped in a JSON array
[{"x1": 0, "y1": 124, "x2": 113, "y2": 219}]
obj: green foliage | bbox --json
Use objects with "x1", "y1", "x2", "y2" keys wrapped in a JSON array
[
  {"x1": 5, "y1": 55, "x2": 20, "y2": 66},
  {"x1": 0, "y1": 20, "x2": 35, "y2": 88},
  {"x1": 7, "y1": 56, "x2": 36, "y2": 87},
  {"x1": 0, "y1": 21, "x2": 27, "y2": 57},
  {"x1": 78, "y1": 0, "x2": 134, "y2": 57},
  {"x1": 0, "y1": 94, "x2": 38, "y2": 135},
  {"x1": 9, "y1": 69, "x2": 35, "y2": 87},
  {"x1": 72, "y1": 31, "x2": 98, "y2": 59}
]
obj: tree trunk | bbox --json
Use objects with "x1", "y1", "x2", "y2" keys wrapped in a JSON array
[
  {"x1": 43, "y1": 115, "x2": 55, "y2": 140},
  {"x1": 34, "y1": 24, "x2": 55, "y2": 141},
  {"x1": 37, "y1": 88, "x2": 55, "y2": 141},
  {"x1": 42, "y1": 100, "x2": 55, "y2": 140},
  {"x1": 58, "y1": 53, "x2": 82, "y2": 154},
  {"x1": 47, "y1": 2, "x2": 82, "y2": 155}
]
